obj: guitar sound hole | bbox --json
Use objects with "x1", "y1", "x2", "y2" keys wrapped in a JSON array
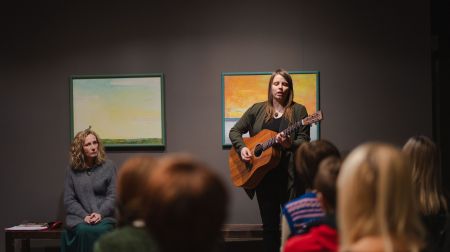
[{"x1": 254, "y1": 144, "x2": 263, "y2": 157}]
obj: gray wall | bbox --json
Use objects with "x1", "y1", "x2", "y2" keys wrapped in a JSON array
[{"x1": 1, "y1": 0, "x2": 431, "y2": 250}]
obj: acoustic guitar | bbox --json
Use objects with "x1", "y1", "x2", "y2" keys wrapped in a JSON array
[{"x1": 228, "y1": 111, "x2": 323, "y2": 189}]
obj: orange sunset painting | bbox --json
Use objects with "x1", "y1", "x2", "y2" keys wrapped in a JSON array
[{"x1": 222, "y1": 72, "x2": 319, "y2": 146}]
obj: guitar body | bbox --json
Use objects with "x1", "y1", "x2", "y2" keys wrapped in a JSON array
[
  {"x1": 228, "y1": 129, "x2": 282, "y2": 189},
  {"x1": 228, "y1": 110, "x2": 323, "y2": 189}
]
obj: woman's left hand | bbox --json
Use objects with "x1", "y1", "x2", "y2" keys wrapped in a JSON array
[
  {"x1": 89, "y1": 213, "x2": 102, "y2": 224},
  {"x1": 276, "y1": 132, "x2": 292, "y2": 149}
]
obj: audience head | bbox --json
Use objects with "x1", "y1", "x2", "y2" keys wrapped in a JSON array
[
  {"x1": 338, "y1": 142, "x2": 424, "y2": 252},
  {"x1": 116, "y1": 156, "x2": 156, "y2": 226},
  {"x1": 144, "y1": 154, "x2": 229, "y2": 252},
  {"x1": 314, "y1": 156, "x2": 341, "y2": 213},
  {"x1": 70, "y1": 127, "x2": 106, "y2": 170},
  {"x1": 295, "y1": 139, "x2": 341, "y2": 191},
  {"x1": 403, "y1": 135, "x2": 447, "y2": 215}
]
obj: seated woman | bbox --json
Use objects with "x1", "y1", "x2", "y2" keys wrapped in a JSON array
[
  {"x1": 144, "y1": 154, "x2": 229, "y2": 252},
  {"x1": 338, "y1": 142, "x2": 425, "y2": 252},
  {"x1": 94, "y1": 156, "x2": 159, "y2": 252},
  {"x1": 403, "y1": 135, "x2": 449, "y2": 252},
  {"x1": 61, "y1": 127, "x2": 117, "y2": 252},
  {"x1": 281, "y1": 139, "x2": 341, "y2": 250}
]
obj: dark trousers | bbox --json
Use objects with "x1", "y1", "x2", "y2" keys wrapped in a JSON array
[{"x1": 256, "y1": 165, "x2": 289, "y2": 252}]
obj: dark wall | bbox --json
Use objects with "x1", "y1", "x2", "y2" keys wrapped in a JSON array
[
  {"x1": 432, "y1": 0, "x2": 450, "y2": 194},
  {"x1": 0, "y1": 1, "x2": 431, "y2": 250}
]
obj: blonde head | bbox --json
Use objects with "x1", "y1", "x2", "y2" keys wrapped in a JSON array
[
  {"x1": 338, "y1": 143, "x2": 424, "y2": 252},
  {"x1": 69, "y1": 128, "x2": 106, "y2": 170},
  {"x1": 403, "y1": 135, "x2": 447, "y2": 215}
]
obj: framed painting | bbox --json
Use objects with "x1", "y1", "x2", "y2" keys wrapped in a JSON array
[
  {"x1": 70, "y1": 73, "x2": 165, "y2": 148},
  {"x1": 221, "y1": 71, "x2": 320, "y2": 147}
]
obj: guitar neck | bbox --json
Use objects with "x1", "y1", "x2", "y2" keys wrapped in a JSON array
[
  {"x1": 260, "y1": 110, "x2": 322, "y2": 151},
  {"x1": 260, "y1": 120, "x2": 305, "y2": 151},
  {"x1": 282, "y1": 120, "x2": 304, "y2": 136}
]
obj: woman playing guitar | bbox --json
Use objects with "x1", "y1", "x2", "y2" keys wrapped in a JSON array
[{"x1": 229, "y1": 68, "x2": 311, "y2": 252}]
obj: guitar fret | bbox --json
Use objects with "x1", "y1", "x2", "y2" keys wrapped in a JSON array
[
  {"x1": 260, "y1": 111, "x2": 322, "y2": 153},
  {"x1": 264, "y1": 121, "x2": 303, "y2": 149}
]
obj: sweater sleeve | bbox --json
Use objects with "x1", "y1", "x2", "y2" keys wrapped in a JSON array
[
  {"x1": 98, "y1": 162, "x2": 117, "y2": 217},
  {"x1": 64, "y1": 168, "x2": 89, "y2": 218},
  {"x1": 229, "y1": 103, "x2": 257, "y2": 152}
]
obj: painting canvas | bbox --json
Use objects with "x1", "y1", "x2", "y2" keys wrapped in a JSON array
[
  {"x1": 222, "y1": 71, "x2": 319, "y2": 147},
  {"x1": 70, "y1": 74, "x2": 165, "y2": 147}
]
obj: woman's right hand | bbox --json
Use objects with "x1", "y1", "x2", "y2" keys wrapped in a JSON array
[{"x1": 240, "y1": 147, "x2": 252, "y2": 162}]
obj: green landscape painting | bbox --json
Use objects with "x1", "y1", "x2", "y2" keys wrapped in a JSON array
[{"x1": 71, "y1": 74, "x2": 165, "y2": 147}]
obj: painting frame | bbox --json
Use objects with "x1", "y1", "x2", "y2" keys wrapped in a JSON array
[
  {"x1": 70, "y1": 73, "x2": 166, "y2": 148},
  {"x1": 221, "y1": 71, "x2": 320, "y2": 147}
]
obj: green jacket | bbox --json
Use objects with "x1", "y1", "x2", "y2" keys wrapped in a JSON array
[{"x1": 229, "y1": 101, "x2": 310, "y2": 199}]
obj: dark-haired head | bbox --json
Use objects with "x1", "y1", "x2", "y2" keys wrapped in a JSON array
[
  {"x1": 314, "y1": 156, "x2": 341, "y2": 213},
  {"x1": 144, "y1": 154, "x2": 229, "y2": 252},
  {"x1": 116, "y1": 156, "x2": 157, "y2": 226},
  {"x1": 295, "y1": 139, "x2": 341, "y2": 191}
]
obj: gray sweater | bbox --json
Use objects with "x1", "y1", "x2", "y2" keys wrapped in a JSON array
[{"x1": 63, "y1": 159, "x2": 117, "y2": 228}]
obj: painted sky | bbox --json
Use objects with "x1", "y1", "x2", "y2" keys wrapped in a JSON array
[
  {"x1": 73, "y1": 77, "x2": 162, "y2": 139},
  {"x1": 224, "y1": 73, "x2": 318, "y2": 118}
]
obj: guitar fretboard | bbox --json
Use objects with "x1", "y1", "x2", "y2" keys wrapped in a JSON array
[{"x1": 259, "y1": 111, "x2": 322, "y2": 152}]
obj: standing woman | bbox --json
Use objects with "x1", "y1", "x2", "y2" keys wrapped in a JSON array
[
  {"x1": 61, "y1": 127, "x2": 117, "y2": 252},
  {"x1": 229, "y1": 69, "x2": 310, "y2": 252}
]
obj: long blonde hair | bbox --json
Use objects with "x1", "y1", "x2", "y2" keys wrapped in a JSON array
[
  {"x1": 403, "y1": 135, "x2": 448, "y2": 215},
  {"x1": 69, "y1": 128, "x2": 106, "y2": 170},
  {"x1": 264, "y1": 68, "x2": 295, "y2": 123},
  {"x1": 338, "y1": 143, "x2": 424, "y2": 252}
]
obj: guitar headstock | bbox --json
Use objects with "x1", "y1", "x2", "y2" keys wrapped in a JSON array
[{"x1": 302, "y1": 110, "x2": 323, "y2": 125}]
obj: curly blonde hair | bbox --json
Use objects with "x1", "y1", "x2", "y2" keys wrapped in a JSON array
[{"x1": 70, "y1": 128, "x2": 106, "y2": 170}]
